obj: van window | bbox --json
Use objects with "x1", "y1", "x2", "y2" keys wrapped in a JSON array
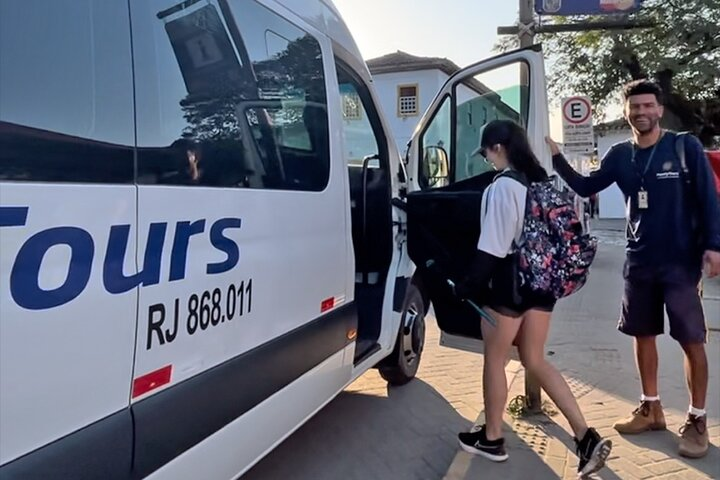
[
  {"x1": 0, "y1": 1, "x2": 135, "y2": 183},
  {"x1": 133, "y1": 0, "x2": 329, "y2": 191},
  {"x1": 420, "y1": 96, "x2": 452, "y2": 188},
  {"x1": 336, "y1": 66, "x2": 380, "y2": 167},
  {"x1": 418, "y1": 61, "x2": 530, "y2": 188},
  {"x1": 454, "y1": 61, "x2": 529, "y2": 182}
]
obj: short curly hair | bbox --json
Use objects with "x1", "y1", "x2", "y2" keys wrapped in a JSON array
[{"x1": 623, "y1": 79, "x2": 663, "y2": 104}]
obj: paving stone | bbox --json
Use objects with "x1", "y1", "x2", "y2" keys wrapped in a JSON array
[{"x1": 244, "y1": 235, "x2": 720, "y2": 480}]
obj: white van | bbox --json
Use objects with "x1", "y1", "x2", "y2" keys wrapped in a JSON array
[{"x1": 0, "y1": 0, "x2": 549, "y2": 478}]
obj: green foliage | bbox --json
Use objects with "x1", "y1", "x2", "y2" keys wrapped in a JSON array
[{"x1": 496, "y1": 0, "x2": 720, "y2": 133}]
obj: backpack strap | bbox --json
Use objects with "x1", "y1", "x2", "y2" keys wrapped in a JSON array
[
  {"x1": 495, "y1": 169, "x2": 529, "y2": 187},
  {"x1": 675, "y1": 131, "x2": 692, "y2": 187},
  {"x1": 674, "y1": 131, "x2": 703, "y2": 242}
]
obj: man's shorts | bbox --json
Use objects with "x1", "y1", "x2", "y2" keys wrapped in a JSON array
[{"x1": 619, "y1": 260, "x2": 707, "y2": 344}]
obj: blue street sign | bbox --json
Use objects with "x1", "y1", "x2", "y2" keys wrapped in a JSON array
[{"x1": 535, "y1": 0, "x2": 642, "y2": 15}]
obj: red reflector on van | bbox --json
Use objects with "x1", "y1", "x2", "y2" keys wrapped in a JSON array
[
  {"x1": 132, "y1": 365, "x2": 172, "y2": 398},
  {"x1": 321, "y1": 297, "x2": 335, "y2": 312}
]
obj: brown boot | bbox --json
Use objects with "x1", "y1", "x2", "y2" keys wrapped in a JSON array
[
  {"x1": 613, "y1": 400, "x2": 667, "y2": 434},
  {"x1": 679, "y1": 414, "x2": 709, "y2": 458}
]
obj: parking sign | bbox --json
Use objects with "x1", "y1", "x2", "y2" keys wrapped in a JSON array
[{"x1": 562, "y1": 96, "x2": 595, "y2": 154}]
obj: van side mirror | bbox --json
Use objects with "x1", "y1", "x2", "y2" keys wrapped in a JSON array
[{"x1": 421, "y1": 145, "x2": 449, "y2": 188}]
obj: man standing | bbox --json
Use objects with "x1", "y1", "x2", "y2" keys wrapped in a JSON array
[
  {"x1": 589, "y1": 193, "x2": 599, "y2": 218},
  {"x1": 546, "y1": 79, "x2": 720, "y2": 459}
]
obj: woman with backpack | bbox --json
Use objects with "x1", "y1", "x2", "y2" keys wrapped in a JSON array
[{"x1": 454, "y1": 120, "x2": 612, "y2": 478}]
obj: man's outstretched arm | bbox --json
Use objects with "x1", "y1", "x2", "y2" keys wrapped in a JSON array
[{"x1": 546, "y1": 137, "x2": 618, "y2": 198}]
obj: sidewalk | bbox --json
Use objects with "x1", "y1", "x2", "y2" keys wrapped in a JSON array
[
  {"x1": 445, "y1": 226, "x2": 720, "y2": 480},
  {"x1": 590, "y1": 218, "x2": 625, "y2": 232},
  {"x1": 445, "y1": 363, "x2": 719, "y2": 480},
  {"x1": 244, "y1": 225, "x2": 719, "y2": 479},
  {"x1": 702, "y1": 269, "x2": 720, "y2": 332}
]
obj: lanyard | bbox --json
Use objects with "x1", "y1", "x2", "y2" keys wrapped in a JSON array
[{"x1": 631, "y1": 131, "x2": 664, "y2": 188}]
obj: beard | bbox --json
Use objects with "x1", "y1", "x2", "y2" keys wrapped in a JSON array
[{"x1": 630, "y1": 114, "x2": 660, "y2": 135}]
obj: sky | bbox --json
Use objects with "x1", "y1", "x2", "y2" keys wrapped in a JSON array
[
  {"x1": 332, "y1": 0, "x2": 630, "y2": 138},
  {"x1": 331, "y1": 0, "x2": 577, "y2": 136},
  {"x1": 332, "y1": 0, "x2": 519, "y2": 68}
]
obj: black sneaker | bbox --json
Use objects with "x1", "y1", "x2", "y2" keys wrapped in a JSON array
[
  {"x1": 457, "y1": 425, "x2": 508, "y2": 462},
  {"x1": 575, "y1": 427, "x2": 612, "y2": 478}
]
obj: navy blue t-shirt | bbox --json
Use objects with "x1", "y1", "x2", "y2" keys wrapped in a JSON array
[{"x1": 553, "y1": 131, "x2": 720, "y2": 267}]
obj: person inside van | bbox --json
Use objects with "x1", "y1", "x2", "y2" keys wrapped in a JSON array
[
  {"x1": 156, "y1": 139, "x2": 204, "y2": 185},
  {"x1": 453, "y1": 120, "x2": 612, "y2": 478}
]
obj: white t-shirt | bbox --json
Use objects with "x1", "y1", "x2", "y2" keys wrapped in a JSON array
[{"x1": 477, "y1": 172, "x2": 527, "y2": 258}]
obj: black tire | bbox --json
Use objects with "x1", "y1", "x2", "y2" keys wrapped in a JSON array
[{"x1": 378, "y1": 284, "x2": 426, "y2": 386}]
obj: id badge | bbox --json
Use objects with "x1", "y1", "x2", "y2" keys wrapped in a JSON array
[{"x1": 638, "y1": 190, "x2": 649, "y2": 209}]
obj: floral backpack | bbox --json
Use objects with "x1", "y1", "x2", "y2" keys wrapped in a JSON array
[{"x1": 501, "y1": 171, "x2": 598, "y2": 300}]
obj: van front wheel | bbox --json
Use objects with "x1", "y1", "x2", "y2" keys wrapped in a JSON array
[{"x1": 378, "y1": 285, "x2": 425, "y2": 386}]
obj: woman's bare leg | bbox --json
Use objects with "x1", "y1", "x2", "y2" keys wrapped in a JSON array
[
  {"x1": 516, "y1": 309, "x2": 588, "y2": 438},
  {"x1": 481, "y1": 308, "x2": 523, "y2": 440}
]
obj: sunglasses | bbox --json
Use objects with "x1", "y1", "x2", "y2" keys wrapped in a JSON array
[{"x1": 479, "y1": 146, "x2": 488, "y2": 158}]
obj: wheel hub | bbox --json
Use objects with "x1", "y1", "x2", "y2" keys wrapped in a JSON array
[{"x1": 402, "y1": 303, "x2": 424, "y2": 363}]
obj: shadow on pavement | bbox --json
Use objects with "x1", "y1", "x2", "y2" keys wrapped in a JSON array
[
  {"x1": 533, "y1": 414, "x2": 624, "y2": 480},
  {"x1": 445, "y1": 420, "x2": 567, "y2": 480},
  {"x1": 621, "y1": 430, "x2": 720, "y2": 478},
  {"x1": 445, "y1": 413, "x2": 623, "y2": 480},
  {"x1": 547, "y1": 240, "x2": 720, "y2": 421},
  {"x1": 243, "y1": 377, "x2": 584, "y2": 480},
  {"x1": 243, "y1": 378, "x2": 472, "y2": 480}
]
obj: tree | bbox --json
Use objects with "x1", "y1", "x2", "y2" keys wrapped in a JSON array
[
  {"x1": 498, "y1": 0, "x2": 720, "y2": 146},
  {"x1": 180, "y1": 34, "x2": 325, "y2": 142}
]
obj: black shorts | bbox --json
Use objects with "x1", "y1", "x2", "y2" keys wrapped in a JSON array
[
  {"x1": 487, "y1": 285, "x2": 556, "y2": 318},
  {"x1": 484, "y1": 256, "x2": 556, "y2": 318},
  {"x1": 619, "y1": 260, "x2": 706, "y2": 344}
]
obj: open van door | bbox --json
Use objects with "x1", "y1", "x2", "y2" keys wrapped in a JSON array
[{"x1": 404, "y1": 45, "x2": 550, "y2": 353}]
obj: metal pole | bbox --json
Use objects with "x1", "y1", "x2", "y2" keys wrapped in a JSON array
[
  {"x1": 519, "y1": 0, "x2": 543, "y2": 415},
  {"x1": 518, "y1": 0, "x2": 533, "y2": 126},
  {"x1": 519, "y1": 0, "x2": 534, "y2": 48},
  {"x1": 498, "y1": 20, "x2": 654, "y2": 35}
]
